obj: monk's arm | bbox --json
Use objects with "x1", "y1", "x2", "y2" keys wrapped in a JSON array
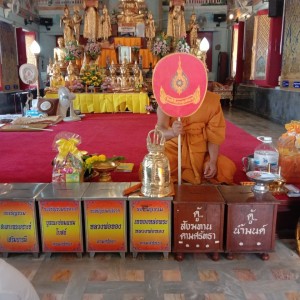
[
  {"x1": 156, "y1": 106, "x2": 184, "y2": 140},
  {"x1": 203, "y1": 142, "x2": 219, "y2": 178}
]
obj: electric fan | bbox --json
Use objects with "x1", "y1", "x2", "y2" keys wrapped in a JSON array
[{"x1": 58, "y1": 87, "x2": 81, "y2": 122}]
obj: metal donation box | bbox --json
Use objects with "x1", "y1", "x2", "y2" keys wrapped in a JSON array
[
  {"x1": 0, "y1": 183, "x2": 47, "y2": 257},
  {"x1": 82, "y1": 182, "x2": 130, "y2": 258},
  {"x1": 128, "y1": 183, "x2": 173, "y2": 258},
  {"x1": 218, "y1": 185, "x2": 279, "y2": 260},
  {"x1": 173, "y1": 185, "x2": 225, "y2": 261},
  {"x1": 36, "y1": 183, "x2": 90, "y2": 256}
]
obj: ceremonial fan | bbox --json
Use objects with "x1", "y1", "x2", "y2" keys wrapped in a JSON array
[{"x1": 152, "y1": 53, "x2": 208, "y2": 184}]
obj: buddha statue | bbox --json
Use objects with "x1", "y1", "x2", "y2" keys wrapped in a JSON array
[
  {"x1": 60, "y1": 5, "x2": 76, "y2": 44},
  {"x1": 73, "y1": 5, "x2": 83, "y2": 44},
  {"x1": 99, "y1": 5, "x2": 112, "y2": 40},
  {"x1": 119, "y1": 59, "x2": 130, "y2": 89},
  {"x1": 109, "y1": 60, "x2": 117, "y2": 85},
  {"x1": 65, "y1": 61, "x2": 79, "y2": 87},
  {"x1": 188, "y1": 12, "x2": 199, "y2": 51},
  {"x1": 117, "y1": 8, "x2": 144, "y2": 25},
  {"x1": 132, "y1": 60, "x2": 140, "y2": 85},
  {"x1": 53, "y1": 37, "x2": 67, "y2": 68},
  {"x1": 45, "y1": 63, "x2": 65, "y2": 93}
]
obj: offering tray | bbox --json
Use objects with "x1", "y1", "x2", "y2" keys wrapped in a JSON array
[{"x1": 246, "y1": 171, "x2": 281, "y2": 193}]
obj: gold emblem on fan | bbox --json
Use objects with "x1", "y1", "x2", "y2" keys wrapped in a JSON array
[{"x1": 160, "y1": 57, "x2": 200, "y2": 105}]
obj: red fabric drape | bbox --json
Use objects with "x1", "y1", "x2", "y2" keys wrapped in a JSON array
[{"x1": 16, "y1": 29, "x2": 36, "y2": 90}]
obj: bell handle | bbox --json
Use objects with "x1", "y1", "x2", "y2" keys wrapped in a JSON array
[{"x1": 178, "y1": 117, "x2": 182, "y2": 185}]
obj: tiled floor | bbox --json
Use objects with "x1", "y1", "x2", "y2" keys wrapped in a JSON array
[
  {"x1": 4, "y1": 240, "x2": 300, "y2": 300},
  {"x1": 1, "y1": 107, "x2": 299, "y2": 300},
  {"x1": 222, "y1": 106, "x2": 285, "y2": 142}
]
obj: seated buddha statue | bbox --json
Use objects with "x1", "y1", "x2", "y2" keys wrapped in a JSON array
[
  {"x1": 45, "y1": 63, "x2": 65, "y2": 93},
  {"x1": 65, "y1": 61, "x2": 79, "y2": 86},
  {"x1": 117, "y1": 8, "x2": 144, "y2": 25}
]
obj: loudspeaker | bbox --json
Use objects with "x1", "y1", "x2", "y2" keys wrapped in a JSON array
[
  {"x1": 213, "y1": 14, "x2": 227, "y2": 23},
  {"x1": 268, "y1": 0, "x2": 284, "y2": 17},
  {"x1": 40, "y1": 17, "x2": 53, "y2": 26}
]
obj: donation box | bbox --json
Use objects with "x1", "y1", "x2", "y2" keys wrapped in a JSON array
[
  {"x1": 0, "y1": 183, "x2": 47, "y2": 257},
  {"x1": 173, "y1": 185, "x2": 225, "y2": 261},
  {"x1": 218, "y1": 185, "x2": 279, "y2": 260},
  {"x1": 82, "y1": 182, "x2": 129, "y2": 258},
  {"x1": 36, "y1": 183, "x2": 90, "y2": 256},
  {"x1": 128, "y1": 186, "x2": 172, "y2": 258}
]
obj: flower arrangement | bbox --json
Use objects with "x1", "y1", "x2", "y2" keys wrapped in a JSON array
[
  {"x1": 65, "y1": 41, "x2": 83, "y2": 61},
  {"x1": 152, "y1": 32, "x2": 171, "y2": 58},
  {"x1": 145, "y1": 104, "x2": 155, "y2": 113},
  {"x1": 84, "y1": 154, "x2": 125, "y2": 174},
  {"x1": 68, "y1": 79, "x2": 84, "y2": 92},
  {"x1": 175, "y1": 38, "x2": 191, "y2": 53},
  {"x1": 80, "y1": 65, "x2": 102, "y2": 87},
  {"x1": 84, "y1": 40, "x2": 101, "y2": 60}
]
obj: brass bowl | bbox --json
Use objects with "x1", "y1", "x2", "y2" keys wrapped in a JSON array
[{"x1": 92, "y1": 161, "x2": 119, "y2": 182}]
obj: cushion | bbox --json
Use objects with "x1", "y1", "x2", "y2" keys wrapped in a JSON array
[{"x1": 37, "y1": 98, "x2": 59, "y2": 116}]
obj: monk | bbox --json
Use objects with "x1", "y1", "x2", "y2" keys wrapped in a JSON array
[{"x1": 156, "y1": 91, "x2": 236, "y2": 185}]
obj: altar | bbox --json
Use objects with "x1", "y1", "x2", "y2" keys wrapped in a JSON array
[{"x1": 45, "y1": 92, "x2": 149, "y2": 114}]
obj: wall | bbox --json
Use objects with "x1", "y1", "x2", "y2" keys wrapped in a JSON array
[{"x1": 234, "y1": 84, "x2": 300, "y2": 125}]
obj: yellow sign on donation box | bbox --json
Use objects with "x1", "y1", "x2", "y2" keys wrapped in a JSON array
[
  {"x1": 129, "y1": 196, "x2": 172, "y2": 258},
  {"x1": 0, "y1": 183, "x2": 47, "y2": 255},
  {"x1": 82, "y1": 182, "x2": 129, "y2": 257},
  {"x1": 36, "y1": 183, "x2": 90, "y2": 254}
]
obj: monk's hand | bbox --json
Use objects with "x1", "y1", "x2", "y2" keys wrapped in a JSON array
[
  {"x1": 171, "y1": 120, "x2": 184, "y2": 137},
  {"x1": 203, "y1": 161, "x2": 217, "y2": 179}
]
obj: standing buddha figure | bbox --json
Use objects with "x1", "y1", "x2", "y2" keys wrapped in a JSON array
[
  {"x1": 188, "y1": 12, "x2": 199, "y2": 51},
  {"x1": 145, "y1": 12, "x2": 156, "y2": 49},
  {"x1": 60, "y1": 5, "x2": 76, "y2": 44},
  {"x1": 83, "y1": 0, "x2": 100, "y2": 41},
  {"x1": 167, "y1": 2, "x2": 186, "y2": 43},
  {"x1": 99, "y1": 5, "x2": 112, "y2": 40},
  {"x1": 73, "y1": 5, "x2": 83, "y2": 44}
]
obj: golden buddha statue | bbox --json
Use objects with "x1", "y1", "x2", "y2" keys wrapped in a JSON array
[
  {"x1": 73, "y1": 6, "x2": 83, "y2": 44},
  {"x1": 99, "y1": 5, "x2": 112, "y2": 40},
  {"x1": 117, "y1": 4, "x2": 144, "y2": 25},
  {"x1": 65, "y1": 61, "x2": 79, "y2": 87},
  {"x1": 167, "y1": 3, "x2": 186, "y2": 42},
  {"x1": 145, "y1": 12, "x2": 156, "y2": 49},
  {"x1": 60, "y1": 5, "x2": 76, "y2": 44},
  {"x1": 119, "y1": 59, "x2": 130, "y2": 89},
  {"x1": 188, "y1": 12, "x2": 199, "y2": 51},
  {"x1": 45, "y1": 63, "x2": 65, "y2": 93},
  {"x1": 132, "y1": 60, "x2": 140, "y2": 85},
  {"x1": 53, "y1": 37, "x2": 67, "y2": 68},
  {"x1": 83, "y1": 0, "x2": 100, "y2": 41},
  {"x1": 109, "y1": 60, "x2": 117, "y2": 85}
]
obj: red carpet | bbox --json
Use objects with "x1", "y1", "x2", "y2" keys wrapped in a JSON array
[{"x1": 0, "y1": 114, "x2": 259, "y2": 184}]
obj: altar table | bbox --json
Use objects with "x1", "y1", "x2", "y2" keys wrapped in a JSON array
[{"x1": 45, "y1": 92, "x2": 149, "y2": 114}]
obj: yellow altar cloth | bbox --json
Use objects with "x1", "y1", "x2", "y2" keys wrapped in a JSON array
[{"x1": 45, "y1": 92, "x2": 149, "y2": 114}]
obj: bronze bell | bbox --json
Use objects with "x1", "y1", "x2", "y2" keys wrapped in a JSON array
[{"x1": 141, "y1": 128, "x2": 171, "y2": 197}]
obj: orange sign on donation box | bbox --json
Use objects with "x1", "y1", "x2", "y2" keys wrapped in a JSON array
[{"x1": 152, "y1": 53, "x2": 208, "y2": 118}]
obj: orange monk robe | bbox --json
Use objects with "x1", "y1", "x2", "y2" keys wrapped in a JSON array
[{"x1": 165, "y1": 91, "x2": 236, "y2": 185}]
